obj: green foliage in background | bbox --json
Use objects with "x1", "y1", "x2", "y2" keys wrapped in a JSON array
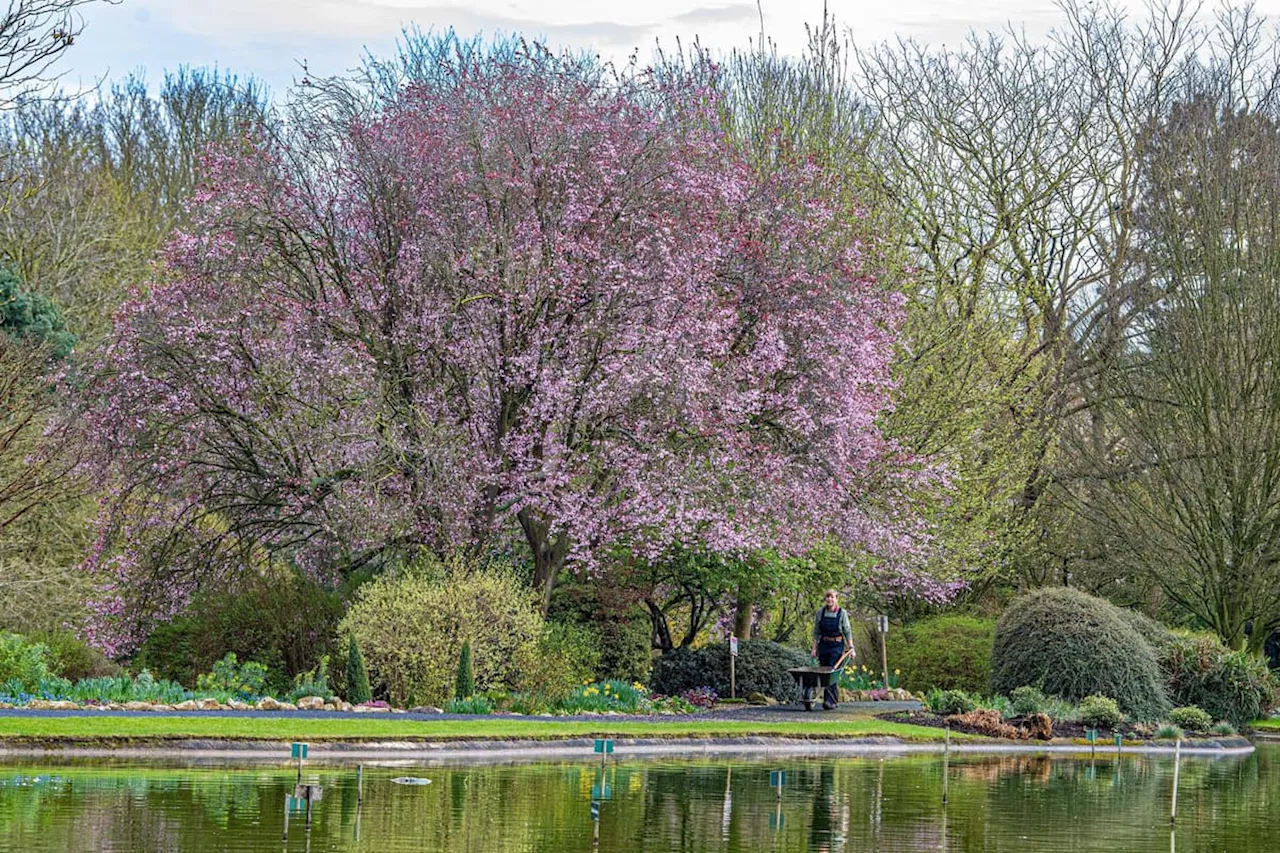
[{"x1": 887, "y1": 614, "x2": 995, "y2": 694}]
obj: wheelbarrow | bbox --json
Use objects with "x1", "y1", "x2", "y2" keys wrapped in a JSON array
[{"x1": 787, "y1": 649, "x2": 854, "y2": 711}]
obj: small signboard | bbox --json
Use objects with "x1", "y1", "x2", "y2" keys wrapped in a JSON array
[
  {"x1": 877, "y1": 615, "x2": 889, "y2": 634},
  {"x1": 286, "y1": 796, "x2": 308, "y2": 813},
  {"x1": 1114, "y1": 734, "x2": 1123, "y2": 748},
  {"x1": 1086, "y1": 729, "x2": 1097, "y2": 744},
  {"x1": 593, "y1": 739, "x2": 614, "y2": 754},
  {"x1": 290, "y1": 742, "x2": 309, "y2": 760},
  {"x1": 293, "y1": 784, "x2": 322, "y2": 802},
  {"x1": 591, "y1": 781, "x2": 612, "y2": 800},
  {"x1": 769, "y1": 770, "x2": 786, "y2": 787},
  {"x1": 769, "y1": 810, "x2": 785, "y2": 829},
  {"x1": 590, "y1": 801, "x2": 600, "y2": 821},
  {"x1": 729, "y1": 636, "x2": 739, "y2": 657}
]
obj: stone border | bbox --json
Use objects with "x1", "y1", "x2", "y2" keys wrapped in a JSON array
[{"x1": 0, "y1": 735, "x2": 1254, "y2": 763}]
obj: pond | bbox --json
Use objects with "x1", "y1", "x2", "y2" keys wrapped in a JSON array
[{"x1": 0, "y1": 746, "x2": 1276, "y2": 851}]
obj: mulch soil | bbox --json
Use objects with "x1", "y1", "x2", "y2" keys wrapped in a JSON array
[{"x1": 875, "y1": 709, "x2": 1147, "y2": 741}]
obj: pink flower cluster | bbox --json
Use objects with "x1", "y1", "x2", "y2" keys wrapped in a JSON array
[{"x1": 79, "y1": 48, "x2": 940, "y2": 650}]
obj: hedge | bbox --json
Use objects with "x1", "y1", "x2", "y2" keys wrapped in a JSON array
[{"x1": 887, "y1": 615, "x2": 995, "y2": 694}]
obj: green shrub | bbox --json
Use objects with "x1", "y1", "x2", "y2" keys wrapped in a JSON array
[
  {"x1": 339, "y1": 555, "x2": 543, "y2": 707},
  {"x1": 650, "y1": 640, "x2": 808, "y2": 702},
  {"x1": 924, "y1": 688, "x2": 977, "y2": 716},
  {"x1": 455, "y1": 641, "x2": 475, "y2": 700},
  {"x1": 992, "y1": 588, "x2": 1169, "y2": 721},
  {"x1": 1115, "y1": 609, "x2": 1175, "y2": 654},
  {"x1": 1212, "y1": 721, "x2": 1236, "y2": 736},
  {"x1": 0, "y1": 633, "x2": 52, "y2": 692},
  {"x1": 1010, "y1": 685, "x2": 1047, "y2": 716},
  {"x1": 27, "y1": 631, "x2": 119, "y2": 681},
  {"x1": 887, "y1": 615, "x2": 995, "y2": 694},
  {"x1": 1155, "y1": 724, "x2": 1183, "y2": 740},
  {"x1": 520, "y1": 621, "x2": 602, "y2": 699},
  {"x1": 195, "y1": 653, "x2": 268, "y2": 700},
  {"x1": 1160, "y1": 632, "x2": 1277, "y2": 730},
  {"x1": 1168, "y1": 706, "x2": 1212, "y2": 732},
  {"x1": 345, "y1": 635, "x2": 372, "y2": 704},
  {"x1": 286, "y1": 655, "x2": 333, "y2": 702},
  {"x1": 445, "y1": 695, "x2": 494, "y2": 714},
  {"x1": 138, "y1": 572, "x2": 344, "y2": 695},
  {"x1": 546, "y1": 583, "x2": 652, "y2": 683},
  {"x1": 1077, "y1": 695, "x2": 1125, "y2": 729}
]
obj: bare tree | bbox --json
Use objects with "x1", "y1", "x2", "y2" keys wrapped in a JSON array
[
  {"x1": 1074, "y1": 67, "x2": 1280, "y2": 650},
  {"x1": 0, "y1": 1, "x2": 120, "y2": 106}
]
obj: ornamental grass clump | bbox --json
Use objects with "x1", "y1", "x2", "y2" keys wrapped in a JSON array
[
  {"x1": 992, "y1": 588, "x2": 1169, "y2": 721},
  {"x1": 1160, "y1": 632, "x2": 1278, "y2": 729}
]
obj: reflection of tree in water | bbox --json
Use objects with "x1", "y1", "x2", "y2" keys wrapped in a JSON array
[{"x1": 0, "y1": 753, "x2": 1278, "y2": 851}]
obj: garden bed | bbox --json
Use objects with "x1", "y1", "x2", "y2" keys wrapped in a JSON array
[{"x1": 878, "y1": 709, "x2": 1200, "y2": 742}]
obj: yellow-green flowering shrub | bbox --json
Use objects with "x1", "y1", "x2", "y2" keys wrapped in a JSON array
[{"x1": 339, "y1": 555, "x2": 543, "y2": 707}]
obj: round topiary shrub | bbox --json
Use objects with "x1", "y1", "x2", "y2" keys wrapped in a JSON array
[
  {"x1": 887, "y1": 615, "x2": 995, "y2": 694},
  {"x1": 1077, "y1": 694, "x2": 1125, "y2": 729},
  {"x1": 650, "y1": 640, "x2": 809, "y2": 702},
  {"x1": 992, "y1": 587, "x2": 1169, "y2": 721},
  {"x1": 1168, "y1": 705, "x2": 1212, "y2": 733}
]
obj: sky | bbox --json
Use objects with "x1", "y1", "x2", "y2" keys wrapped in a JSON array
[{"x1": 59, "y1": 0, "x2": 1280, "y2": 99}]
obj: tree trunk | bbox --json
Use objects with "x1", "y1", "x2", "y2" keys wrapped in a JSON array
[
  {"x1": 733, "y1": 593, "x2": 753, "y2": 640},
  {"x1": 518, "y1": 509, "x2": 569, "y2": 615}
]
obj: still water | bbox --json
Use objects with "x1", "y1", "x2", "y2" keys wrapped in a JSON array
[{"x1": 0, "y1": 746, "x2": 1276, "y2": 852}]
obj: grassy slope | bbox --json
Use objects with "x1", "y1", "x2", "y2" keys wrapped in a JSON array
[
  {"x1": 0, "y1": 715, "x2": 965, "y2": 743},
  {"x1": 1252, "y1": 717, "x2": 1280, "y2": 729}
]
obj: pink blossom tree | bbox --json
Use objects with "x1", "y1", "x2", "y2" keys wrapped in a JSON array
[{"x1": 81, "y1": 42, "x2": 926, "y2": 652}]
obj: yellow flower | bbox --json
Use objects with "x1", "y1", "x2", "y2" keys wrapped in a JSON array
[
  {"x1": 632, "y1": 682, "x2": 645, "y2": 692},
  {"x1": 894, "y1": 668, "x2": 901, "y2": 675}
]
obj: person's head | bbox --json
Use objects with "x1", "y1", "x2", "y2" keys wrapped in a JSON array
[{"x1": 823, "y1": 589, "x2": 839, "y2": 609}]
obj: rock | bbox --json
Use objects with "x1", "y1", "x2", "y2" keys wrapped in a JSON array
[
  {"x1": 151, "y1": 704, "x2": 175, "y2": 711},
  {"x1": 255, "y1": 697, "x2": 294, "y2": 711},
  {"x1": 322, "y1": 703, "x2": 335, "y2": 712},
  {"x1": 745, "y1": 691, "x2": 769, "y2": 706},
  {"x1": 0, "y1": 702, "x2": 12, "y2": 709},
  {"x1": 174, "y1": 700, "x2": 199, "y2": 711},
  {"x1": 197, "y1": 698, "x2": 221, "y2": 711},
  {"x1": 409, "y1": 706, "x2": 443, "y2": 714},
  {"x1": 123, "y1": 701, "x2": 154, "y2": 711},
  {"x1": 227, "y1": 700, "x2": 251, "y2": 711},
  {"x1": 296, "y1": 696, "x2": 325, "y2": 711},
  {"x1": 29, "y1": 700, "x2": 79, "y2": 711},
  {"x1": 338, "y1": 701, "x2": 354, "y2": 712}
]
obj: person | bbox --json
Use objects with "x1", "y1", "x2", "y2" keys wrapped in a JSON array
[{"x1": 811, "y1": 589, "x2": 853, "y2": 710}]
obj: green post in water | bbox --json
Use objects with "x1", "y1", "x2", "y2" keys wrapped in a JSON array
[
  {"x1": 455, "y1": 641, "x2": 474, "y2": 700},
  {"x1": 346, "y1": 634, "x2": 372, "y2": 705}
]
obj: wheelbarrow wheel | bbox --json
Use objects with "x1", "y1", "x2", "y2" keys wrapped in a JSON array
[{"x1": 802, "y1": 685, "x2": 817, "y2": 712}]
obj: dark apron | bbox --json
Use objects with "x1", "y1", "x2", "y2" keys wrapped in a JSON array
[{"x1": 817, "y1": 608, "x2": 844, "y2": 707}]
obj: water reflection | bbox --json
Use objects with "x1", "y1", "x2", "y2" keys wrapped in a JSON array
[{"x1": 0, "y1": 747, "x2": 1274, "y2": 852}]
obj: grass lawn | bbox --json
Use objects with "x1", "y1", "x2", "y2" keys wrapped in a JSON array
[
  {"x1": 0, "y1": 715, "x2": 966, "y2": 744},
  {"x1": 1252, "y1": 717, "x2": 1280, "y2": 730}
]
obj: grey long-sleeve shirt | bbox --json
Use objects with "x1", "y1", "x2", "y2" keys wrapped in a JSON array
[{"x1": 812, "y1": 606, "x2": 853, "y2": 647}]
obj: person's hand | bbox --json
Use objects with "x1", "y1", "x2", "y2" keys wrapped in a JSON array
[{"x1": 810, "y1": 644, "x2": 817, "y2": 657}]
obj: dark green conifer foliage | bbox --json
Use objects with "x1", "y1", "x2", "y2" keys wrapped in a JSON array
[{"x1": 345, "y1": 634, "x2": 372, "y2": 704}]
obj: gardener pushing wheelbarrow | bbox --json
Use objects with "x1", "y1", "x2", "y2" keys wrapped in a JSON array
[{"x1": 809, "y1": 589, "x2": 854, "y2": 710}]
